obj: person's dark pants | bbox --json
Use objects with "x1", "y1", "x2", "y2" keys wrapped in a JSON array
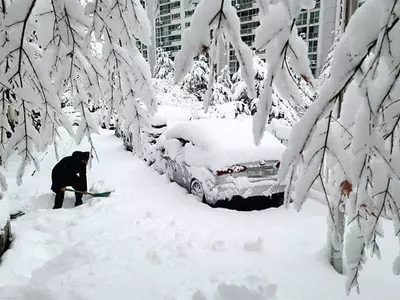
[{"x1": 53, "y1": 178, "x2": 85, "y2": 209}]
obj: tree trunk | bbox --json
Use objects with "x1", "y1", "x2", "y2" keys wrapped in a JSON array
[
  {"x1": 0, "y1": 218, "x2": 11, "y2": 259},
  {"x1": 330, "y1": 202, "x2": 345, "y2": 274},
  {"x1": 327, "y1": 0, "x2": 359, "y2": 275},
  {"x1": 146, "y1": 0, "x2": 157, "y2": 76}
]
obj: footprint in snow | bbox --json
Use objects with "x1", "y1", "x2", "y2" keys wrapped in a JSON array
[
  {"x1": 192, "y1": 290, "x2": 207, "y2": 300},
  {"x1": 211, "y1": 240, "x2": 227, "y2": 252},
  {"x1": 146, "y1": 249, "x2": 163, "y2": 264},
  {"x1": 243, "y1": 237, "x2": 263, "y2": 252}
]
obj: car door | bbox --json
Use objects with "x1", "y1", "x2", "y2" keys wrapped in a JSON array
[
  {"x1": 169, "y1": 139, "x2": 190, "y2": 188},
  {"x1": 159, "y1": 138, "x2": 185, "y2": 187}
]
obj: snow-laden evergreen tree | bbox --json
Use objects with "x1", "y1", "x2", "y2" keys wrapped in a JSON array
[
  {"x1": 210, "y1": 66, "x2": 233, "y2": 106},
  {"x1": 232, "y1": 52, "x2": 308, "y2": 125},
  {"x1": 154, "y1": 48, "x2": 174, "y2": 80},
  {"x1": 173, "y1": 0, "x2": 255, "y2": 112},
  {"x1": 182, "y1": 55, "x2": 210, "y2": 101},
  {"x1": 217, "y1": 65, "x2": 232, "y2": 90},
  {"x1": 0, "y1": 0, "x2": 156, "y2": 188},
  {"x1": 278, "y1": 0, "x2": 400, "y2": 293},
  {"x1": 252, "y1": 0, "x2": 315, "y2": 144}
]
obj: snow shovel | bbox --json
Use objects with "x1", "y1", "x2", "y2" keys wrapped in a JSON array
[{"x1": 65, "y1": 188, "x2": 112, "y2": 198}]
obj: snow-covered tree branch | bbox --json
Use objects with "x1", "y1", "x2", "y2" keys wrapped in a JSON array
[
  {"x1": 278, "y1": 0, "x2": 400, "y2": 293},
  {"x1": 0, "y1": 0, "x2": 157, "y2": 188},
  {"x1": 154, "y1": 47, "x2": 174, "y2": 80},
  {"x1": 173, "y1": 0, "x2": 255, "y2": 112},
  {"x1": 252, "y1": 0, "x2": 315, "y2": 144}
]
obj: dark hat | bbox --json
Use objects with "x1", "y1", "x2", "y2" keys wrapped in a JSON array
[{"x1": 72, "y1": 151, "x2": 90, "y2": 161}]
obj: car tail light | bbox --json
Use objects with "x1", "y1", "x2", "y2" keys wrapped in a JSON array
[
  {"x1": 275, "y1": 161, "x2": 281, "y2": 169},
  {"x1": 216, "y1": 165, "x2": 247, "y2": 176}
]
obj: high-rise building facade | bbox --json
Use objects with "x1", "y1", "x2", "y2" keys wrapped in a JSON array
[
  {"x1": 296, "y1": 0, "x2": 321, "y2": 76},
  {"x1": 228, "y1": 0, "x2": 261, "y2": 73},
  {"x1": 150, "y1": 0, "x2": 365, "y2": 76},
  {"x1": 155, "y1": 0, "x2": 200, "y2": 58}
]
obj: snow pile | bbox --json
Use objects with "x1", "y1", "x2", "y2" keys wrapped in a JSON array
[
  {"x1": 192, "y1": 275, "x2": 278, "y2": 300},
  {"x1": 89, "y1": 181, "x2": 115, "y2": 194},
  {"x1": 154, "y1": 105, "x2": 192, "y2": 126},
  {"x1": 265, "y1": 119, "x2": 292, "y2": 145},
  {"x1": 1, "y1": 131, "x2": 400, "y2": 299},
  {"x1": 162, "y1": 119, "x2": 286, "y2": 170}
]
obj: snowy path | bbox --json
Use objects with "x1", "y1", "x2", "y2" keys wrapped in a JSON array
[{"x1": 0, "y1": 131, "x2": 399, "y2": 299}]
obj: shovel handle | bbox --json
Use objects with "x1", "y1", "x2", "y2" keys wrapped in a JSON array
[{"x1": 65, "y1": 188, "x2": 93, "y2": 196}]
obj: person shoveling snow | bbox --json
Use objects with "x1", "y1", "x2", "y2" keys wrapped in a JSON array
[{"x1": 51, "y1": 151, "x2": 90, "y2": 209}]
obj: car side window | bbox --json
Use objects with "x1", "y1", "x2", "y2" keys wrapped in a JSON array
[
  {"x1": 177, "y1": 138, "x2": 191, "y2": 146},
  {"x1": 177, "y1": 138, "x2": 194, "y2": 147}
]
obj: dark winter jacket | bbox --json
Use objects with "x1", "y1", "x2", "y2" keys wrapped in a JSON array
[{"x1": 51, "y1": 151, "x2": 90, "y2": 193}]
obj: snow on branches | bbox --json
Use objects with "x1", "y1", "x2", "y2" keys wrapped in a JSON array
[
  {"x1": 0, "y1": 0, "x2": 156, "y2": 187},
  {"x1": 279, "y1": 0, "x2": 400, "y2": 293},
  {"x1": 182, "y1": 55, "x2": 209, "y2": 101},
  {"x1": 154, "y1": 47, "x2": 174, "y2": 80},
  {"x1": 233, "y1": 52, "x2": 309, "y2": 124},
  {"x1": 85, "y1": 0, "x2": 157, "y2": 154},
  {"x1": 173, "y1": 0, "x2": 255, "y2": 112},
  {"x1": 252, "y1": 0, "x2": 315, "y2": 145},
  {"x1": 210, "y1": 65, "x2": 233, "y2": 106}
]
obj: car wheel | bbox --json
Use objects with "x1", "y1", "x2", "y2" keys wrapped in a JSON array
[{"x1": 190, "y1": 179, "x2": 206, "y2": 203}]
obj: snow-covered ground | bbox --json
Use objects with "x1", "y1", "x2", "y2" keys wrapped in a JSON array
[{"x1": 0, "y1": 130, "x2": 399, "y2": 299}]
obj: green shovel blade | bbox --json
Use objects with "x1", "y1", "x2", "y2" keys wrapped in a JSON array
[{"x1": 92, "y1": 191, "x2": 112, "y2": 197}]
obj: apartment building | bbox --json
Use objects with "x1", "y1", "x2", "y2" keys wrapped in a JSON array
[
  {"x1": 148, "y1": 0, "x2": 365, "y2": 76},
  {"x1": 155, "y1": 0, "x2": 200, "y2": 58},
  {"x1": 227, "y1": 0, "x2": 261, "y2": 73},
  {"x1": 153, "y1": 0, "x2": 323, "y2": 75},
  {"x1": 296, "y1": 0, "x2": 321, "y2": 76}
]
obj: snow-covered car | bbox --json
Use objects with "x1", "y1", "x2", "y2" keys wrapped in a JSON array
[
  {"x1": 100, "y1": 114, "x2": 116, "y2": 130},
  {"x1": 97, "y1": 108, "x2": 116, "y2": 130},
  {"x1": 62, "y1": 106, "x2": 81, "y2": 126},
  {"x1": 155, "y1": 119, "x2": 286, "y2": 209},
  {"x1": 122, "y1": 105, "x2": 192, "y2": 161}
]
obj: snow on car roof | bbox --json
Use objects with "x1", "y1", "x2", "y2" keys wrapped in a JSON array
[
  {"x1": 163, "y1": 118, "x2": 286, "y2": 170},
  {"x1": 151, "y1": 105, "x2": 192, "y2": 126}
]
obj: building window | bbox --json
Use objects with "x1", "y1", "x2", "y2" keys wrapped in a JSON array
[
  {"x1": 185, "y1": 10, "x2": 194, "y2": 17},
  {"x1": 308, "y1": 25, "x2": 319, "y2": 39},
  {"x1": 296, "y1": 12, "x2": 308, "y2": 26},
  {"x1": 236, "y1": 0, "x2": 254, "y2": 10},
  {"x1": 237, "y1": 8, "x2": 259, "y2": 22},
  {"x1": 315, "y1": 0, "x2": 320, "y2": 8},
  {"x1": 185, "y1": 22, "x2": 190, "y2": 28},
  {"x1": 298, "y1": 27, "x2": 307, "y2": 39},
  {"x1": 311, "y1": 68, "x2": 317, "y2": 77},
  {"x1": 172, "y1": 13, "x2": 180, "y2": 20},
  {"x1": 310, "y1": 11, "x2": 319, "y2": 24},
  {"x1": 308, "y1": 54, "x2": 317, "y2": 66},
  {"x1": 229, "y1": 61, "x2": 239, "y2": 73},
  {"x1": 242, "y1": 34, "x2": 255, "y2": 46},
  {"x1": 240, "y1": 21, "x2": 260, "y2": 35},
  {"x1": 308, "y1": 40, "x2": 318, "y2": 52}
]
